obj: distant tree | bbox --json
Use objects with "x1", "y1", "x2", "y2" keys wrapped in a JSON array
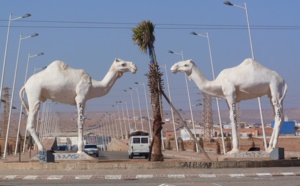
[
  {"x1": 199, "y1": 138, "x2": 204, "y2": 148},
  {"x1": 216, "y1": 141, "x2": 221, "y2": 154},
  {"x1": 225, "y1": 136, "x2": 232, "y2": 152}
]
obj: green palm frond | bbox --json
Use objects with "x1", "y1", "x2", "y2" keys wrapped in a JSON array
[{"x1": 132, "y1": 20, "x2": 155, "y2": 53}]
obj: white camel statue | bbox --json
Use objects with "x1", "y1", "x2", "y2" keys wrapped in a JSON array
[
  {"x1": 170, "y1": 58, "x2": 287, "y2": 154},
  {"x1": 20, "y1": 58, "x2": 137, "y2": 153}
]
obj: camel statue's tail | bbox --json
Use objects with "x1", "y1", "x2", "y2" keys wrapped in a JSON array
[
  {"x1": 280, "y1": 81, "x2": 288, "y2": 104},
  {"x1": 19, "y1": 86, "x2": 29, "y2": 115}
]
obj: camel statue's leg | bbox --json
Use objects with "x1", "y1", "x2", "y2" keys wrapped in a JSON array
[
  {"x1": 76, "y1": 101, "x2": 85, "y2": 153},
  {"x1": 227, "y1": 102, "x2": 239, "y2": 154},
  {"x1": 223, "y1": 83, "x2": 239, "y2": 154},
  {"x1": 27, "y1": 101, "x2": 44, "y2": 151},
  {"x1": 267, "y1": 95, "x2": 276, "y2": 149},
  {"x1": 267, "y1": 97, "x2": 284, "y2": 153}
]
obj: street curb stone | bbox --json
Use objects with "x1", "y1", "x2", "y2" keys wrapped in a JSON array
[
  {"x1": 0, "y1": 172, "x2": 299, "y2": 180},
  {"x1": 0, "y1": 159, "x2": 300, "y2": 170}
]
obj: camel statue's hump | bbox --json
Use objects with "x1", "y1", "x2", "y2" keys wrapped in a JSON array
[
  {"x1": 237, "y1": 58, "x2": 266, "y2": 70},
  {"x1": 238, "y1": 58, "x2": 264, "y2": 69},
  {"x1": 47, "y1": 60, "x2": 69, "y2": 70}
]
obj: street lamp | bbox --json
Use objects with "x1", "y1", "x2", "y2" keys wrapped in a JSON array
[
  {"x1": 102, "y1": 115, "x2": 108, "y2": 146},
  {"x1": 19, "y1": 52, "x2": 44, "y2": 153},
  {"x1": 10, "y1": 33, "x2": 39, "y2": 156},
  {"x1": 123, "y1": 101, "x2": 131, "y2": 135},
  {"x1": 117, "y1": 101, "x2": 128, "y2": 138},
  {"x1": 38, "y1": 102, "x2": 47, "y2": 140},
  {"x1": 135, "y1": 82, "x2": 152, "y2": 137},
  {"x1": 169, "y1": 50, "x2": 199, "y2": 153},
  {"x1": 224, "y1": 1, "x2": 254, "y2": 58},
  {"x1": 124, "y1": 88, "x2": 137, "y2": 130},
  {"x1": 33, "y1": 66, "x2": 47, "y2": 74},
  {"x1": 105, "y1": 114, "x2": 112, "y2": 141},
  {"x1": 113, "y1": 103, "x2": 124, "y2": 139},
  {"x1": 224, "y1": 1, "x2": 267, "y2": 150},
  {"x1": 110, "y1": 114, "x2": 117, "y2": 137},
  {"x1": 190, "y1": 31, "x2": 225, "y2": 154},
  {"x1": 0, "y1": 13, "x2": 31, "y2": 110},
  {"x1": 24, "y1": 52, "x2": 44, "y2": 82},
  {"x1": 111, "y1": 105, "x2": 120, "y2": 138},
  {"x1": 132, "y1": 87, "x2": 143, "y2": 131},
  {"x1": 159, "y1": 66, "x2": 178, "y2": 151}
]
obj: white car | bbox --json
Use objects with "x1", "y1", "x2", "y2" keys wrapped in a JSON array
[{"x1": 83, "y1": 144, "x2": 99, "y2": 157}]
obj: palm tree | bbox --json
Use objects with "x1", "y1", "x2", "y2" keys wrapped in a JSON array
[{"x1": 132, "y1": 20, "x2": 164, "y2": 161}]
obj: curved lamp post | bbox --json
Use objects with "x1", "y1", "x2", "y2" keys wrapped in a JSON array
[
  {"x1": 20, "y1": 52, "x2": 44, "y2": 153},
  {"x1": 124, "y1": 88, "x2": 137, "y2": 130},
  {"x1": 0, "y1": 13, "x2": 31, "y2": 110},
  {"x1": 135, "y1": 82, "x2": 153, "y2": 138},
  {"x1": 169, "y1": 50, "x2": 199, "y2": 153},
  {"x1": 117, "y1": 101, "x2": 128, "y2": 138},
  {"x1": 159, "y1": 65, "x2": 179, "y2": 151},
  {"x1": 113, "y1": 103, "x2": 124, "y2": 139},
  {"x1": 224, "y1": 1, "x2": 267, "y2": 150},
  {"x1": 123, "y1": 101, "x2": 131, "y2": 136},
  {"x1": 190, "y1": 31, "x2": 225, "y2": 154},
  {"x1": 33, "y1": 66, "x2": 47, "y2": 74},
  {"x1": 133, "y1": 87, "x2": 143, "y2": 131},
  {"x1": 112, "y1": 112, "x2": 119, "y2": 138},
  {"x1": 1, "y1": 15, "x2": 32, "y2": 159},
  {"x1": 11, "y1": 33, "x2": 39, "y2": 156}
]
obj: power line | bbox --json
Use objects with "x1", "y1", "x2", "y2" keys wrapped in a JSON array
[
  {"x1": 0, "y1": 25, "x2": 298, "y2": 30},
  {"x1": 0, "y1": 19, "x2": 299, "y2": 30}
]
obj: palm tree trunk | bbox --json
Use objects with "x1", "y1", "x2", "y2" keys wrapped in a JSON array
[{"x1": 148, "y1": 48, "x2": 164, "y2": 161}]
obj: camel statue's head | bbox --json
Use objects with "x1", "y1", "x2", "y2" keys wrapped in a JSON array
[
  {"x1": 112, "y1": 58, "x2": 137, "y2": 77},
  {"x1": 170, "y1": 59, "x2": 195, "y2": 76}
]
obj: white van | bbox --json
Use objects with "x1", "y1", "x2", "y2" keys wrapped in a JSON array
[{"x1": 128, "y1": 135, "x2": 150, "y2": 159}]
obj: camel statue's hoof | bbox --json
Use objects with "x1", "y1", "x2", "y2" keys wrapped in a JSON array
[
  {"x1": 226, "y1": 149, "x2": 240, "y2": 155},
  {"x1": 266, "y1": 148, "x2": 274, "y2": 153}
]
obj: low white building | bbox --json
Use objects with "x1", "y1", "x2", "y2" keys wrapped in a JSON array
[{"x1": 180, "y1": 127, "x2": 203, "y2": 141}]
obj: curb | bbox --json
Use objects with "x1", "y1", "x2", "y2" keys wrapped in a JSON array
[
  {"x1": 1, "y1": 159, "x2": 300, "y2": 170},
  {"x1": 1, "y1": 172, "x2": 299, "y2": 180}
]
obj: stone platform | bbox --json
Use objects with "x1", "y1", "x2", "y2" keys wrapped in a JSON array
[
  {"x1": 54, "y1": 152, "x2": 98, "y2": 161},
  {"x1": 218, "y1": 151, "x2": 271, "y2": 161},
  {"x1": 32, "y1": 151, "x2": 98, "y2": 162}
]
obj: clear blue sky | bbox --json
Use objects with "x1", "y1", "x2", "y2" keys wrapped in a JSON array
[{"x1": 0, "y1": 0, "x2": 299, "y2": 117}]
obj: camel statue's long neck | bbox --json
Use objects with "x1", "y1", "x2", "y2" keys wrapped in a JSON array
[
  {"x1": 188, "y1": 66, "x2": 222, "y2": 98},
  {"x1": 88, "y1": 67, "x2": 121, "y2": 99}
]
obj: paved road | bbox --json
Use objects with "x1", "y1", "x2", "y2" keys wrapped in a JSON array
[
  {"x1": 1, "y1": 176, "x2": 299, "y2": 186},
  {"x1": 0, "y1": 167, "x2": 299, "y2": 186},
  {"x1": 98, "y1": 151, "x2": 129, "y2": 160}
]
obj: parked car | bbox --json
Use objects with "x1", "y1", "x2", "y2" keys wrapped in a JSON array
[
  {"x1": 57, "y1": 145, "x2": 68, "y2": 151},
  {"x1": 83, "y1": 144, "x2": 99, "y2": 157}
]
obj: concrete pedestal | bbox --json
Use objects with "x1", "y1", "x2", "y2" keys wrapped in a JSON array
[
  {"x1": 33, "y1": 152, "x2": 98, "y2": 162},
  {"x1": 38, "y1": 150, "x2": 55, "y2": 163},
  {"x1": 270, "y1": 148, "x2": 284, "y2": 160},
  {"x1": 218, "y1": 151, "x2": 271, "y2": 161},
  {"x1": 54, "y1": 152, "x2": 98, "y2": 161}
]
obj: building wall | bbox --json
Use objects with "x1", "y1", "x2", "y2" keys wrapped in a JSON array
[{"x1": 271, "y1": 121, "x2": 296, "y2": 135}]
